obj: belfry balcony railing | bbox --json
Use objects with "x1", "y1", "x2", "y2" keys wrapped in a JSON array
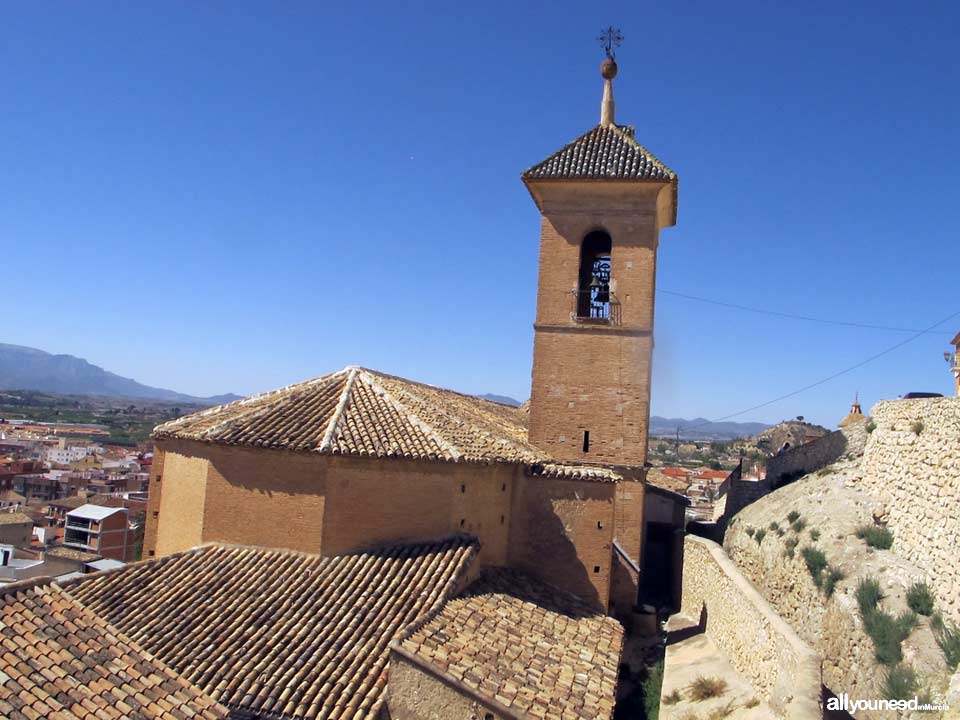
[{"x1": 572, "y1": 289, "x2": 621, "y2": 325}]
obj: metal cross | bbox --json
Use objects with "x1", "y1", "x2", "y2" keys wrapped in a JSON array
[{"x1": 597, "y1": 26, "x2": 623, "y2": 60}]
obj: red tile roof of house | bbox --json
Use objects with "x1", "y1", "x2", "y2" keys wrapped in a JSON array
[
  {"x1": 0, "y1": 579, "x2": 227, "y2": 720},
  {"x1": 396, "y1": 567, "x2": 623, "y2": 720},
  {"x1": 64, "y1": 537, "x2": 478, "y2": 719}
]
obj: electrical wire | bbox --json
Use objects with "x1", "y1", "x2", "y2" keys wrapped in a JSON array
[
  {"x1": 686, "y1": 308, "x2": 960, "y2": 427},
  {"x1": 658, "y1": 289, "x2": 953, "y2": 334}
]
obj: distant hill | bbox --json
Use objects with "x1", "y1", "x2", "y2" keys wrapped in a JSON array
[
  {"x1": 0, "y1": 343, "x2": 242, "y2": 405},
  {"x1": 649, "y1": 416, "x2": 771, "y2": 440},
  {"x1": 477, "y1": 393, "x2": 522, "y2": 407}
]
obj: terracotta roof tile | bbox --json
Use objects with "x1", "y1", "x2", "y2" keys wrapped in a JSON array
[
  {"x1": 397, "y1": 567, "x2": 624, "y2": 720},
  {"x1": 523, "y1": 124, "x2": 676, "y2": 182},
  {"x1": 64, "y1": 537, "x2": 478, "y2": 719},
  {"x1": 0, "y1": 579, "x2": 227, "y2": 720},
  {"x1": 154, "y1": 367, "x2": 545, "y2": 466}
]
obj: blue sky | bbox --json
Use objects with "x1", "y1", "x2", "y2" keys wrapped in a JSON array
[{"x1": 2, "y1": 2, "x2": 957, "y2": 428}]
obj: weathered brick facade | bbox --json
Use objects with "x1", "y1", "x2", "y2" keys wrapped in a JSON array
[
  {"x1": 525, "y1": 181, "x2": 675, "y2": 468},
  {"x1": 144, "y1": 439, "x2": 616, "y2": 607}
]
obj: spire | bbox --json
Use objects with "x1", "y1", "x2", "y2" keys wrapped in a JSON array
[
  {"x1": 851, "y1": 392, "x2": 862, "y2": 416},
  {"x1": 600, "y1": 60, "x2": 617, "y2": 126},
  {"x1": 596, "y1": 26, "x2": 622, "y2": 127}
]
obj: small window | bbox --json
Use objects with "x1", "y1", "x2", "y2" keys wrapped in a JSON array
[
  {"x1": 501, "y1": 482, "x2": 506, "y2": 492},
  {"x1": 460, "y1": 518, "x2": 465, "y2": 528},
  {"x1": 500, "y1": 515, "x2": 505, "y2": 525},
  {"x1": 152, "y1": 511, "x2": 159, "y2": 518},
  {"x1": 593, "y1": 565, "x2": 601, "y2": 574},
  {"x1": 582, "y1": 431, "x2": 590, "y2": 453},
  {"x1": 148, "y1": 550, "x2": 155, "y2": 557},
  {"x1": 597, "y1": 521, "x2": 604, "y2": 530},
  {"x1": 461, "y1": 484, "x2": 466, "y2": 493}
]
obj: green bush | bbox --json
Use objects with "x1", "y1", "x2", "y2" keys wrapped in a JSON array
[
  {"x1": 753, "y1": 528, "x2": 767, "y2": 545},
  {"x1": 856, "y1": 524, "x2": 894, "y2": 550},
  {"x1": 768, "y1": 522, "x2": 779, "y2": 532},
  {"x1": 910, "y1": 420, "x2": 924, "y2": 436},
  {"x1": 687, "y1": 676, "x2": 727, "y2": 701},
  {"x1": 786, "y1": 510, "x2": 801, "y2": 523},
  {"x1": 783, "y1": 537, "x2": 799, "y2": 559},
  {"x1": 906, "y1": 582, "x2": 935, "y2": 616},
  {"x1": 823, "y1": 567, "x2": 844, "y2": 598},
  {"x1": 745, "y1": 527, "x2": 755, "y2": 537},
  {"x1": 856, "y1": 577, "x2": 883, "y2": 615},
  {"x1": 801, "y1": 547, "x2": 828, "y2": 586},
  {"x1": 641, "y1": 659, "x2": 664, "y2": 720},
  {"x1": 809, "y1": 528, "x2": 820, "y2": 541},
  {"x1": 863, "y1": 610, "x2": 908, "y2": 665},
  {"x1": 932, "y1": 614, "x2": 960, "y2": 670},
  {"x1": 866, "y1": 421, "x2": 877, "y2": 433},
  {"x1": 791, "y1": 517, "x2": 807, "y2": 533},
  {"x1": 884, "y1": 664, "x2": 918, "y2": 701}
]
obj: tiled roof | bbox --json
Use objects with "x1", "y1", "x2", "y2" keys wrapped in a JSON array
[
  {"x1": 0, "y1": 579, "x2": 227, "y2": 720},
  {"x1": 47, "y1": 495, "x2": 90, "y2": 510},
  {"x1": 0, "y1": 490, "x2": 26, "y2": 503},
  {"x1": 0, "y1": 510, "x2": 32, "y2": 525},
  {"x1": 154, "y1": 367, "x2": 545, "y2": 465},
  {"x1": 523, "y1": 124, "x2": 676, "y2": 182},
  {"x1": 43, "y1": 546, "x2": 101, "y2": 562},
  {"x1": 65, "y1": 537, "x2": 478, "y2": 720},
  {"x1": 397, "y1": 567, "x2": 624, "y2": 720}
]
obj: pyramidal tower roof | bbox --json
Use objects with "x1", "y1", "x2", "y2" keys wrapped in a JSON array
[{"x1": 521, "y1": 54, "x2": 678, "y2": 221}]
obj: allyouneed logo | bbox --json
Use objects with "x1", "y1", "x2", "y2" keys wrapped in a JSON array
[{"x1": 827, "y1": 693, "x2": 949, "y2": 714}]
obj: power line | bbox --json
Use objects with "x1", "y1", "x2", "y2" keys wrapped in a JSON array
[
  {"x1": 658, "y1": 289, "x2": 953, "y2": 334},
  {"x1": 689, "y1": 308, "x2": 960, "y2": 427}
]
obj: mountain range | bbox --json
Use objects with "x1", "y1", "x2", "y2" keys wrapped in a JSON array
[{"x1": 0, "y1": 343, "x2": 242, "y2": 406}]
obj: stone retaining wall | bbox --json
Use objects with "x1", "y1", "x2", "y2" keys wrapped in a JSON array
[
  {"x1": 679, "y1": 535, "x2": 821, "y2": 719},
  {"x1": 859, "y1": 398, "x2": 960, "y2": 622},
  {"x1": 765, "y1": 423, "x2": 867, "y2": 487}
]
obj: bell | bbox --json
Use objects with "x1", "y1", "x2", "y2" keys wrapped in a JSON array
[{"x1": 596, "y1": 283, "x2": 610, "y2": 304}]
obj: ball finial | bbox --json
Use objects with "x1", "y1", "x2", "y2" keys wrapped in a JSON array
[{"x1": 601, "y1": 58, "x2": 618, "y2": 80}]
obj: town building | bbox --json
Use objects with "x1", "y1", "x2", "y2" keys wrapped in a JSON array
[{"x1": 63, "y1": 504, "x2": 134, "y2": 561}]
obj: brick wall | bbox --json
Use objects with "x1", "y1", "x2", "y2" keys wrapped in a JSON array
[
  {"x1": 526, "y1": 181, "x2": 668, "y2": 468},
  {"x1": 150, "y1": 442, "x2": 207, "y2": 557},
  {"x1": 507, "y1": 474, "x2": 615, "y2": 610}
]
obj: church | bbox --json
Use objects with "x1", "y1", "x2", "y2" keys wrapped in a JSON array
[
  {"x1": 142, "y1": 50, "x2": 685, "y2": 620},
  {"x1": 0, "y1": 52, "x2": 689, "y2": 720}
]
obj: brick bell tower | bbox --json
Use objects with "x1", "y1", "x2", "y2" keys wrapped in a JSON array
[{"x1": 522, "y1": 54, "x2": 678, "y2": 471}]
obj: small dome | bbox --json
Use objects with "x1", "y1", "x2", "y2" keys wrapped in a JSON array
[{"x1": 601, "y1": 58, "x2": 618, "y2": 80}]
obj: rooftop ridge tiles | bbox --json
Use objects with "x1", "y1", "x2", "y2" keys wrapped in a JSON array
[
  {"x1": 319, "y1": 366, "x2": 359, "y2": 452},
  {"x1": 358, "y1": 369, "x2": 464, "y2": 461}
]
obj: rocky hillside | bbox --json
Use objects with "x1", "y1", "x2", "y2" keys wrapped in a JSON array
[{"x1": 724, "y1": 446, "x2": 958, "y2": 716}]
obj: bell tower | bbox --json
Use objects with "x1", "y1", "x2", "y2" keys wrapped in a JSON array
[{"x1": 522, "y1": 53, "x2": 678, "y2": 470}]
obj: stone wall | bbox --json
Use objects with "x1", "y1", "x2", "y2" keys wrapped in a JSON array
[
  {"x1": 858, "y1": 397, "x2": 960, "y2": 622},
  {"x1": 765, "y1": 424, "x2": 865, "y2": 487},
  {"x1": 679, "y1": 535, "x2": 821, "y2": 719}
]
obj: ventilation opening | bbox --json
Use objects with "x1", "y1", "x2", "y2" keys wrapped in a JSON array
[
  {"x1": 593, "y1": 565, "x2": 601, "y2": 574},
  {"x1": 459, "y1": 518, "x2": 465, "y2": 528},
  {"x1": 460, "y1": 484, "x2": 466, "y2": 493},
  {"x1": 501, "y1": 482, "x2": 506, "y2": 492},
  {"x1": 500, "y1": 515, "x2": 505, "y2": 525},
  {"x1": 597, "y1": 521, "x2": 603, "y2": 530},
  {"x1": 582, "y1": 431, "x2": 590, "y2": 453}
]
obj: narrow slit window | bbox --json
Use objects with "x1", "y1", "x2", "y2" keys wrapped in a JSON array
[{"x1": 582, "y1": 431, "x2": 590, "y2": 453}]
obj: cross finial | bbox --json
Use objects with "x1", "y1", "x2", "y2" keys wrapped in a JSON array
[{"x1": 597, "y1": 26, "x2": 623, "y2": 60}]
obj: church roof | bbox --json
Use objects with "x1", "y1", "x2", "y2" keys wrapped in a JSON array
[
  {"x1": 0, "y1": 578, "x2": 228, "y2": 720},
  {"x1": 63, "y1": 537, "x2": 478, "y2": 720},
  {"x1": 395, "y1": 567, "x2": 623, "y2": 720},
  {"x1": 154, "y1": 367, "x2": 616, "y2": 479},
  {"x1": 522, "y1": 124, "x2": 676, "y2": 182}
]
